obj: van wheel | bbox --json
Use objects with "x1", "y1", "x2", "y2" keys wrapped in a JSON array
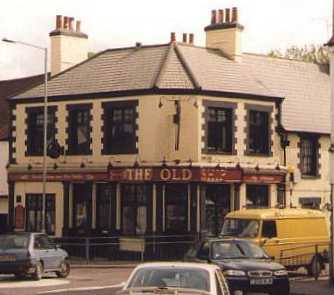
[{"x1": 307, "y1": 256, "x2": 322, "y2": 278}]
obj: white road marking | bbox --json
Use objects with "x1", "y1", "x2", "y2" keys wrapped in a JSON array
[
  {"x1": 0, "y1": 278, "x2": 69, "y2": 288},
  {"x1": 37, "y1": 283, "x2": 123, "y2": 294}
]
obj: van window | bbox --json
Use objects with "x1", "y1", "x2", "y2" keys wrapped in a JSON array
[{"x1": 262, "y1": 220, "x2": 277, "y2": 238}]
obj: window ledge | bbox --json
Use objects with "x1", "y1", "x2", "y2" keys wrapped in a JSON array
[
  {"x1": 244, "y1": 151, "x2": 272, "y2": 157},
  {"x1": 203, "y1": 150, "x2": 237, "y2": 156}
]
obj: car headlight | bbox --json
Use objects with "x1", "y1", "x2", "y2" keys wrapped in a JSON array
[
  {"x1": 223, "y1": 269, "x2": 246, "y2": 276},
  {"x1": 274, "y1": 269, "x2": 288, "y2": 276}
]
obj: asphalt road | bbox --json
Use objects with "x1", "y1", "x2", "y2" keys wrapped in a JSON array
[
  {"x1": 0, "y1": 266, "x2": 326, "y2": 295},
  {"x1": 0, "y1": 267, "x2": 133, "y2": 295}
]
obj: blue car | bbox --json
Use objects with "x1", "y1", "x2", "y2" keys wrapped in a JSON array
[{"x1": 0, "y1": 232, "x2": 70, "y2": 280}]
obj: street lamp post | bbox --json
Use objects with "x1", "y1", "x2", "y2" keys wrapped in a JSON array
[{"x1": 2, "y1": 38, "x2": 48, "y2": 233}]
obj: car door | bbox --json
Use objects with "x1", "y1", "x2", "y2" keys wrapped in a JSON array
[
  {"x1": 261, "y1": 220, "x2": 281, "y2": 260},
  {"x1": 34, "y1": 235, "x2": 54, "y2": 270}
]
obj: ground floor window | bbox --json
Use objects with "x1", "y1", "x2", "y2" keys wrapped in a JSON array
[
  {"x1": 73, "y1": 183, "x2": 92, "y2": 231},
  {"x1": 299, "y1": 197, "x2": 321, "y2": 210},
  {"x1": 205, "y1": 185, "x2": 230, "y2": 236},
  {"x1": 277, "y1": 184, "x2": 286, "y2": 208},
  {"x1": 246, "y1": 185, "x2": 269, "y2": 208},
  {"x1": 96, "y1": 183, "x2": 116, "y2": 231},
  {"x1": 26, "y1": 194, "x2": 55, "y2": 235},
  {"x1": 165, "y1": 184, "x2": 188, "y2": 233},
  {"x1": 121, "y1": 184, "x2": 150, "y2": 235}
]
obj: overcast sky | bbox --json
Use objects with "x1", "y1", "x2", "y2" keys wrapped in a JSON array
[{"x1": 0, "y1": 0, "x2": 332, "y2": 80}]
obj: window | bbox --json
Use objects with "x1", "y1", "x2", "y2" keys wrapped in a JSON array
[
  {"x1": 299, "y1": 197, "x2": 321, "y2": 210},
  {"x1": 27, "y1": 107, "x2": 56, "y2": 156},
  {"x1": 103, "y1": 102, "x2": 137, "y2": 154},
  {"x1": 165, "y1": 184, "x2": 188, "y2": 233},
  {"x1": 34, "y1": 235, "x2": 52, "y2": 250},
  {"x1": 96, "y1": 183, "x2": 116, "y2": 231},
  {"x1": 207, "y1": 107, "x2": 232, "y2": 153},
  {"x1": 73, "y1": 183, "x2": 92, "y2": 231},
  {"x1": 197, "y1": 242, "x2": 209, "y2": 259},
  {"x1": 122, "y1": 184, "x2": 150, "y2": 235},
  {"x1": 262, "y1": 220, "x2": 277, "y2": 238},
  {"x1": 26, "y1": 194, "x2": 55, "y2": 235},
  {"x1": 248, "y1": 110, "x2": 269, "y2": 154},
  {"x1": 67, "y1": 105, "x2": 91, "y2": 155},
  {"x1": 300, "y1": 136, "x2": 318, "y2": 176},
  {"x1": 205, "y1": 185, "x2": 230, "y2": 236},
  {"x1": 246, "y1": 185, "x2": 269, "y2": 208}
]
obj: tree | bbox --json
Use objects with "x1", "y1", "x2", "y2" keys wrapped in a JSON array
[{"x1": 268, "y1": 45, "x2": 329, "y2": 65}]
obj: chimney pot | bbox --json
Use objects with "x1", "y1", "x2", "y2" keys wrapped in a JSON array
[
  {"x1": 69, "y1": 17, "x2": 74, "y2": 31},
  {"x1": 56, "y1": 15, "x2": 62, "y2": 30},
  {"x1": 182, "y1": 33, "x2": 187, "y2": 43},
  {"x1": 232, "y1": 7, "x2": 238, "y2": 22},
  {"x1": 63, "y1": 16, "x2": 69, "y2": 30},
  {"x1": 189, "y1": 33, "x2": 194, "y2": 45},
  {"x1": 225, "y1": 8, "x2": 231, "y2": 23},
  {"x1": 218, "y1": 9, "x2": 224, "y2": 23},
  {"x1": 76, "y1": 20, "x2": 81, "y2": 32},
  {"x1": 170, "y1": 32, "x2": 176, "y2": 42},
  {"x1": 211, "y1": 10, "x2": 217, "y2": 25}
]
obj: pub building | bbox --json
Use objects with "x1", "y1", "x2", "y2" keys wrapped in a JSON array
[{"x1": 8, "y1": 9, "x2": 304, "y2": 248}]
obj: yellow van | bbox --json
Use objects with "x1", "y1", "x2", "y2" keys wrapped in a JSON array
[{"x1": 220, "y1": 208, "x2": 329, "y2": 276}]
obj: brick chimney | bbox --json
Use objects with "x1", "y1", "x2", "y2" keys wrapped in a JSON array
[
  {"x1": 204, "y1": 7, "x2": 244, "y2": 62},
  {"x1": 49, "y1": 15, "x2": 89, "y2": 76}
]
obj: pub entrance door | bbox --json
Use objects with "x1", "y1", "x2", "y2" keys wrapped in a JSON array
[{"x1": 205, "y1": 184, "x2": 231, "y2": 237}]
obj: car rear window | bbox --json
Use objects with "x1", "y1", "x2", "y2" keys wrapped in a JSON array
[
  {"x1": 128, "y1": 267, "x2": 210, "y2": 291},
  {"x1": 0, "y1": 235, "x2": 29, "y2": 250}
]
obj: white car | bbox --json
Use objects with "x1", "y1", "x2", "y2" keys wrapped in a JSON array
[{"x1": 118, "y1": 262, "x2": 231, "y2": 295}]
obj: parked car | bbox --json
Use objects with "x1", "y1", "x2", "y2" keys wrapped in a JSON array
[
  {"x1": 0, "y1": 232, "x2": 70, "y2": 280},
  {"x1": 221, "y1": 208, "x2": 329, "y2": 277},
  {"x1": 118, "y1": 262, "x2": 231, "y2": 295},
  {"x1": 185, "y1": 238, "x2": 289, "y2": 295}
]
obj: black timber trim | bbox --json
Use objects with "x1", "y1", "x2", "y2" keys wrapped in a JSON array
[
  {"x1": 25, "y1": 106, "x2": 58, "y2": 157},
  {"x1": 9, "y1": 105, "x2": 16, "y2": 164},
  {"x1": 11, "y1": 88, "x2": 284, "y2": 105},
  {"x1": 101, "y1": 100, "x2": 139, "y2": 155},
  {"x1": 202, "y1": 100, "x2": 237, "y2": 155},
  {"x1": 297, "y1": 134, "x2": 321, "y2": 178},
  {"x1": 66, "y1": 103, "x2": 93, "y2": 156},
  {"x1": 244, "y1": 104, "x2": 273, "y2": 157},
  {"x1": 62, "y1": 182, "x2": 70, "y2": 236},
  {"x1": 8, "y1": 181, "x2": 14, "y2": 231}
]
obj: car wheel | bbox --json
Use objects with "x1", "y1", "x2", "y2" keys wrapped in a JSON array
[
  {"x1": 56, "y1": 260, "x2": 70, "y2": 278},
  {"x1": 32, "y1": 262, "x2": 43, "y2": 281}
]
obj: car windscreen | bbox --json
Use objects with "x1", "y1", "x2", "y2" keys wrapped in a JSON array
[
  {"x1": 221, "y1": 218, "x2": 260, "y2": 238},
  {"x1": 127, "y1": 267, "x2": 210, "y2": 291},
  {"x1": 0, "y1": 235, "x2": 30, "y2": 250},
  {"x1": 211, "y1": 241, "x2": 268, "y2": 259}
]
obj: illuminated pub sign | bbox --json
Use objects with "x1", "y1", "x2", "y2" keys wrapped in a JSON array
[{"x1": 109, "y1": 167, "x2": 242, "y2": 183}]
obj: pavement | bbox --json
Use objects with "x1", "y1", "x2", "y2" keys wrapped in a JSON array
[{"x1": 290, "y1": 276, "x2": 334, "y2": 295}]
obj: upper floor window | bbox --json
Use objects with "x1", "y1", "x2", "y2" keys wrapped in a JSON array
[
  {"x1": 102, "y1": 101, "x2": 137, "y2": 154},
  {"x1": 299, "y1": 136, "x2": 318, "y2": 176},
  {"x1": 67, "y1": 104, "x2": 91, "y2": 155},
  {"x1": 207, "y1": 107, "x2": 232, "y2": 153},
  {"x1": 203, "y1": 100, "x2": 236, "y2": 154},
  {"x1": 248, "y1": 109, "x2": 270, "y2": 155},
  {"x1": 26, "y1": 107, "x2": 56, "y2": 156}
]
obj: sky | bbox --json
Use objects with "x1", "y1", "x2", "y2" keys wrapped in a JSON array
[{"x1": 0, "y1": 0, "x2": 332, "y2": 80}]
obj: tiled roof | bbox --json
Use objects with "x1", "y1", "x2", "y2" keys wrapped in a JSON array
[
  {"x1": 0, "y1": 74, "x2": 45, "y2": 140},
  {"x1": 243, "y1": 53, "x2": 330, "y2": 134},
  {"x1": 12, "y1": 43, "x2": 331, "y2": 134}
]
